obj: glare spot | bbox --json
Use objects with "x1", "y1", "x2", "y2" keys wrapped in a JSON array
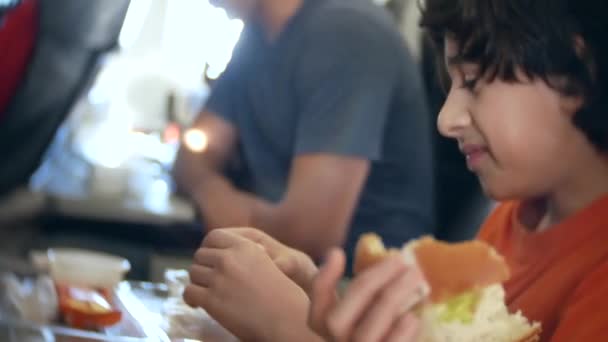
[{"x1": 184, "y1": 129, "x2": 208, "y2": 153}]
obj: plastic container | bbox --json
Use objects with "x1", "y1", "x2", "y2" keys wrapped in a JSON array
[{"x1": 47, "y1": 248, "x2": 131, "y2": 289}]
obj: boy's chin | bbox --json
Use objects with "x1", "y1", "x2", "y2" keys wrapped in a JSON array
[{"x1": 478, "y1": 179, "x2": 520, "y2": 202}]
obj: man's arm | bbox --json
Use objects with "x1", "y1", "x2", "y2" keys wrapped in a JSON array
[
  {"x1": 174, "y1": 111, "x2": 369, "y2": 260},
  {"x1": 251, "y1": 154, "x2": 370, "y2": 261},
  {"x1": 173, "y1": 111, "x2": 248, "y2": 227}
]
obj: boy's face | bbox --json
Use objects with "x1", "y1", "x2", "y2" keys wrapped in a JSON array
[
  {"x1": 210, "y1": 0, "x2": 257, "y2": 20},
  {"x1": 438, "y1": 38, "x2": 584, "y2": 201}
]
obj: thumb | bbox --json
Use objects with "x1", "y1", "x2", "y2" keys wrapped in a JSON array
[{"x1": 308, "y1": 248, "x2": 345, "y2": 337}]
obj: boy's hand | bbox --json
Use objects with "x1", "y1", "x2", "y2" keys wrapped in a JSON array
[
  {"x1": 309, "y1": 248, "x2": 427, "y2": 342},
  {"x1": 183, "y1": 229, "x2": 312, "y2": 341},
  {"x1": 222, "y1": 228, "x2": 319, "y2": 294}
]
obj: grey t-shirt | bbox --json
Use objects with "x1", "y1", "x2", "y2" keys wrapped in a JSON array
[{"x1": 205, "y1": 0, "x2": 434, "y2": 264}]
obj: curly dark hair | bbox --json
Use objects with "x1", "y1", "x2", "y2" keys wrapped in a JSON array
[{"x1": 420, "y1": 0, "x2": 608, "y2": 151}]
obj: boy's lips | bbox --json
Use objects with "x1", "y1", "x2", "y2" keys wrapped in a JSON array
[{"x1": 460, "y1": 144, "x2": 488, "y2": 171}]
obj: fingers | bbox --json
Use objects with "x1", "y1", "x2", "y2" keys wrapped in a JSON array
[
  {"x1": 202, "y1": 229, "x2": 249, "y2": 249},
  {"x1": 206, "y1": 227, "x2": 272, "y2": 247},
  {"x1": 309, "y1": 248, "x2": 345, "y2": 336},
  {"x1": 228, "y1": 228, "x2": 282, "y2": 258},
  {"x1": 397, "y1": 266, "x2": 428, "y2": 313},
  {"x1": 273, "y1": 248, "x2": 310, "y2": 273},
  {"x1": 194, "y1": 247, "x2": 222, "y2": 267},
  {"x1": 274, "y1": 254, "x2": 297, "y2": 275},
  {"x1": 384, "y1": 314, "x2": 421, "y2": 342},
  {"x1": 189, "y1": 264, "x2": 215, "y2": 288},
  {"x1": 183, "y1": 284, "x2": 209, "y2": 308},
  {"x1": 351, "y1": 266, "x2": 425, "y2": 341},
  {"x1": 324, "y1": 255, "x2": 407, "y2": 340},
  {"x1": 228, "y1": 227, "x2": 269, "y2": 243},
  {"x1": 223, "y1": 228, "x2": 312, "y2": 279}
]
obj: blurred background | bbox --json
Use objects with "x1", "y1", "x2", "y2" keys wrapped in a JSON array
[{"x1": 0, "y1": 0, "x2": 487, "y2": 283}]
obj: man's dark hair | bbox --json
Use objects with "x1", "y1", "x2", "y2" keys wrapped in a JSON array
[{"x1": 420, "y1": 0, "x2": 608, "y2": 151}]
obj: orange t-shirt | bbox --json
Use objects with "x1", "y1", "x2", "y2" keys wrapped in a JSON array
[{"x1": 477, "y1": 196, "x2": 608, "y2": 341}]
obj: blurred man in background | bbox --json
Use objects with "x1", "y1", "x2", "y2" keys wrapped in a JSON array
[{"x1": 174, "y1": 0, "x2": 433, "y2": 268}]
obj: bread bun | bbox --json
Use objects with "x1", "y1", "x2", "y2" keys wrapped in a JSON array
[{"x1": 352, "y1": 233, "x2": 541, "y2": 342}]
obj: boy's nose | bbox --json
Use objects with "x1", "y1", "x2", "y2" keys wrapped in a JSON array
[{"x1": 437, "y1": 92, "x2": 471, "y2": 140}]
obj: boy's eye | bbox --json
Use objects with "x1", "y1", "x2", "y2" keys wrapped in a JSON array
[
  {"x1": 459, "y1": 66, "x2": 480, "y2": 91},
  {"x1": 461, "y1": 76, "x2": 479, "y2": 91}
]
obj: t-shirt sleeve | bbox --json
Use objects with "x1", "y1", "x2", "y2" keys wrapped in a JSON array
[
  {"x1": 550, "y1": 262, "x2": 608, "y2": 342},
  {"x1": 292, "y1": 11, "x2": 406, "y2": 160},
  {"x1": 203, "y1": 27, "x2": 255, "y2": 125}
]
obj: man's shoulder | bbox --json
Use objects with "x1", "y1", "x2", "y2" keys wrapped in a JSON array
[
  {"x1": 312, "y1": 0, "x2": 391, "y2": 20},
  {"x1": 302, "y1": 0, "x2": 399, "y2": 39}
]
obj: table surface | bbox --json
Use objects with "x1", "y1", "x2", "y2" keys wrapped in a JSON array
[
  {"x1": 0, "y1": 281, "x2": 238, "y2": 342},
  {"x1": 0, "y1": 281, "x2": 170, "y2": 342}
]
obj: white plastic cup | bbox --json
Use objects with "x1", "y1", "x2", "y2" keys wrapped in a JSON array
[{"x1": 47, "y1": 248, "x2": 131, "y2": 289}]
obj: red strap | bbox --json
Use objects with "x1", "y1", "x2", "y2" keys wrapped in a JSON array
[{"x1": 0, "y1": 0, "x2": 38, "y2": 117}]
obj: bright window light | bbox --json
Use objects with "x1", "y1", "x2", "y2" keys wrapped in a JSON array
[{"x1": 119, "y1": 0, "x2": 153, "y2": 49}]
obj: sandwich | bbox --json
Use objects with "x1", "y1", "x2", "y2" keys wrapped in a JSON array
[{"x1": 353, "y1": 234, "x2": 541, "y2": 342}]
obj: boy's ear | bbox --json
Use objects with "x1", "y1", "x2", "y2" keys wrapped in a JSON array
[
  {"x1": 560, "y1": 94, "x2": 584, "y2": 118},
  {"x1": 557, "y1": 35, "x2": 592, "y2": 118},
  {"x1": 548, "y1": 72, "x2": 585, "y2": 118},
  {"x1": 573, "y1": 36, "x2": 586, "y2": 58}
]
